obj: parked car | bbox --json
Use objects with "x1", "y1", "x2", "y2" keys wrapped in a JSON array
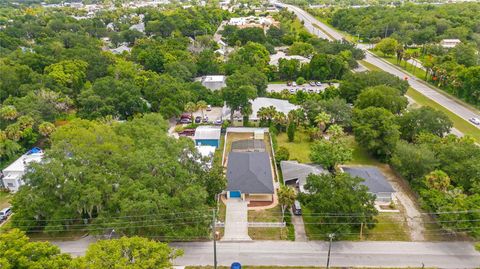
[
  {"x1": 309, "y1": 81, "x2": 315, "y2": 86},
  {"x1": 180, "y1": 113, "x2": 191, "y2": 119},
  {"x1": 214, "y1": 119, "x2": 223, "y2": 125},
  {"x1": 289, "y1": 88, "x2": 296, "y2": 93},
  {"x1": 286, "y1": 81, "x2": 292, "y2": 86},
  {"x1": 203, "y1": 116, "x2": 209, "y2": 123},
  {"x1": 0, "y1": 207, "x2": 12, "y2": 221},
  {"x1": 178, "y1": 128, "x2": 195, "y2": 136},
  {"x1": 469, "y1": 117, "x2": 480, "y2": 125},
  {"x1": 180, "y1": 118, "x2": 192, "y2": 124},
  {"x1": 194, "y1": 116, "x2": 202, "y2": 124},
  {"x1": 292, "y1": 201, "x2": 302, "y2": 215},
  {"x1": 292, "y1": 81, "x2": 297, "y2": 87},
  {"x1": 308, "y1": 88, "x2": 314, "y2": 93},
  {"x1": 315, "y1": 81, "x2": 322, "y2": 86},
  {"x1": 206, "y1": 105, "x2": 212, "y2": 111}
]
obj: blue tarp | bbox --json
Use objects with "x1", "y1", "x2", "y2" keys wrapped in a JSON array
[{"x1": 27, "y1": 147, "x2": 42, "y2": 155}]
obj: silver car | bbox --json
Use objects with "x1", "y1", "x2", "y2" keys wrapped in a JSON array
[{"x1": 469, "y1": 117, "x2": 480, "y2": 125}]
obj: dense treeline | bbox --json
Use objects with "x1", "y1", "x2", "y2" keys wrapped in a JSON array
[
  {"x1": 312, "y1": 3, "x2": 480, "y2": 105},
  {"x1": 11, "y1": 114, "x2": 225, "y2": 237},
  {"x1": 328, "y1": 3, "x2": 480, "y2": 46},
  {"x1": 0, "y1": 6, "x2": 227, "y2": 167}
]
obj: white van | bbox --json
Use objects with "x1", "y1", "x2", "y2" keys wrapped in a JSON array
[{"x1": 0, "y1": 207, "x2": 12, "y2": 221}]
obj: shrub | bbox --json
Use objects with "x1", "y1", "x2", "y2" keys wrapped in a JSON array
[
  {"x1": 296, "y1": 77, "x2": 306, "y2": 85},
  {"x1": 275, "y1": 146, "x2": 290, "y2": 165},
  {"x1": 287, "y1": 122, "x2": 295, "y2": 142}
]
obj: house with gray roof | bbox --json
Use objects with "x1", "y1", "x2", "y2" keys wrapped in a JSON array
[
  {"x1": 231, "y1": 139, "x2": 266, "y2": 152},
  {"x1": 280, "y1": 161, "x2": 327, "y2": 193},
  {"x1": 342, "y1": 166, "x2": 395, "y2": 203},
  {"x1": 226, "y1": 152, "x2": 274, "y2": 202}
]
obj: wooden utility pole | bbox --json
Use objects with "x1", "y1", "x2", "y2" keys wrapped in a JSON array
[{"x1": 360, "y1": 222, "x2": 364, "y2": 240}]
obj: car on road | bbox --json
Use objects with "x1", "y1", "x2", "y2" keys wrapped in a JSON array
[
  {"x1": 469, "y1": 117, "x2": 480, "y2": 125},
  {"x1": 0, "y1": 207, "x2": 12, "y2": 221},
  {"x1": 195, "y1": 116, "x2": 202, "y2": 124},
  {"x1": 315, "y1": 81, "x2": 322, "y2": 86},
  {"x1": 309, "y1": 81, "x2": 315, "y2": 86}
]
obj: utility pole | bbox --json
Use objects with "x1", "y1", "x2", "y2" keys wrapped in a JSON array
[
  {"x1": 212, "y1": 209, "x2": 218, "y2": 269},
  {"x1": 326, "y1": 233, "x2": 335, "y2": 269},
  {"x1": 359, "y1": 222, "x2": 364, "y2": 240}
]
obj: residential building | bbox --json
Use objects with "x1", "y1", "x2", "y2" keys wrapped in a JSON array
[
  {"x1": 1, "y1": 148, "x2": 44, "y2": 192},
  {"x1": 226, "y1": 151, "x2": 274, "y2": 202},
  {"x1": 194, "y1": 126, "x2": 222, "y2": 148},
  {"x1": 200, "y1": 75, "x2": 227, "y2": 91},
  {"x1": 250, "y1": 97, "x2": 299, "y2": 121},
  {"x1": 342, "y1": 166, "x2": 395, "y2": 203},
  {"x1": 440, "y1": 39, "x2": 461, "y2": 48},
  {"x1": 231, "y1": 139, "x2": 266, "y2": 152},
  {"x1": 280, "y1": 161, "x2": 327, "y2": 193}
]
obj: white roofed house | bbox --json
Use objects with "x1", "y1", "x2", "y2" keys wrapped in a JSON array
[
  {"x1": 1, "y1": 148, "x2": 44, "y2": 192},
  {"x1": 440, "y1": 39, "x2": 461, "y2": 48},
  {"x1": 200, "y1": 75, "x2": 227, "y2": 91}
]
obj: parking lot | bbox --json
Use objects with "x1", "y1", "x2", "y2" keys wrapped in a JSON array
[{"x1": 267, "y1": 82, "x2": 339, "y2": 94}]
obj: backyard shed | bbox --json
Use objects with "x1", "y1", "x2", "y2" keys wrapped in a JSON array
[
  {"x1": 194, "y1": 126, "x2": 221, "y2": 148},
  {"x1": 231, "y1": 139, "x2": 266, "y2": 152},
  {"x1": 226, "y1": 152, "x2": 274, "y2": 202}
]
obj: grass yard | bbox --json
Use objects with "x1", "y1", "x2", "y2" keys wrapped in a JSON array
[
  {"x1": 369, "y1": 51, "x2": 428, "y2": 79},
  {"x1": 248, "y1": 205, "x2": 283, "y2": 222},
  {"x1": 363, "y1": 213, "x2": 410, "y2": 241},
  {"x1": 248, "y1": 227, "x2": 288, "y2": 240},
  {"x1": 346, "y1": 136, "x2": 381, "y2": 166},
  {"x1": 407, "y1": 88, "x2": 480, "y2": 141},
  {"x1": 303, "y1": 207, "x2": 409, "y2": 241},
  {"x1": 358, "y1": 60, "x2": 382, "y2": 72},
  {"x1": 277, "y1": 131, "x2": 312, "y2": 163},
  {"x1": 0, "y1": 192, "x2": 12, "y2": 209}
]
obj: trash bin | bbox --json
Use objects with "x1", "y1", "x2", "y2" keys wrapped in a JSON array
[{"x1": 231, "y1": 262, "x2": 241, "y2": 269}]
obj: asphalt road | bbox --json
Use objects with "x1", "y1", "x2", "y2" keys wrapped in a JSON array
[
  {"x1": 52, "y1": 237, "x2": 480, "y2": 268},
  {"x1": 172, "y1": 241, "x2": 480, "y2": 268},
  {"x1": 275, "y1": 2, "x2": 480, "y2": 130}
]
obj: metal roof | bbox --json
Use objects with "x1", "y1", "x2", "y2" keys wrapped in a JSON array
[
  {"x1": 280, "y1": 161, "x2": 327, "y2": 193},
  {"x1": 342, "y1": 166, "x2": 395, "y2": 194},
  {"x1": 227, "y1": 152, "x2": 274, "y2": 194},
  {"x1": 231, "y1": 139, "x2": 266, "y2": 152},
  {"x1": 194, "y1": 126, "x2": 221, "y2": 140}
]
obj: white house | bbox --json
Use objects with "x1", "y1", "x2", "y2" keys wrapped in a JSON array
[
  {"x1": 1, "y1": 149, "x2": 44, "y2": 192},
  {"x1": 200, "y1": 75, "x2": 227, "y2": 91},
  {"x1": 440, "y1": 39, "x2": 461, "y2": 48}
]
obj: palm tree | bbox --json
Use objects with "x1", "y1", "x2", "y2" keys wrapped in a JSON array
[
  {"x1": 315, "y1": 112, "x2": 331, "y2": 133},
  {"x1": 326, "y1": 124, "x2": 344, "y2": 140},
  {"x1": 39, "y1": 122, "x2": 56, "y2": 137},
  {"x1": 277, "y1": 185, "x2": 296, "y2": 218},
  {"x1": 196, "y1": 100, "x2": 208, "y2": 119},
  {"x1": 184, "y1": 102, "x2": 197, "y2": 121},
  {"x1": 0, "y1": 105, "x2": 18, "y2": 121}
]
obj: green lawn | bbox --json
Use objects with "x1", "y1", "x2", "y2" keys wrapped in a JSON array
[
  {"x1": 346, "y1": 136, "x2": 380, "y2": 166},
  {"x1": 277, "y1": 131, "x2": 312, "y2": 163},
  {"x1": 358, "y1": 60, "x2": 382, "y2": 71},
  {"x1": 248, "y1": 227, "x2": 288, "y2": 240},
  {"x1": 370, "y1": 50, "x2": 428, "y2": 79},
  {"x1": 364, "y1": 213, "x2": 410, "y2": 241},
  {"x1": 0, "y1": 192, "x2": 12, "y2": 209},
  {"x1": 248, "y1": 205, "x2": 283, "y2": 222},
  {"x1": 303, "y1": 207, "x2": 410, "y2": 241}
]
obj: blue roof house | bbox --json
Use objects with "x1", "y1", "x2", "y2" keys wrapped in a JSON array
[{"x1": 194, "y1": 126, "x2": 221, "y2": 148}]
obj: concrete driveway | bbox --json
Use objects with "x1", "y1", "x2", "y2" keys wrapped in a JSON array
[{"x1": 222, "y1": 199, "x2": 251, "y2": 241}]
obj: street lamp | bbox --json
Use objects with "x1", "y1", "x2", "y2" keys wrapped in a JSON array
[{"x1": 326, "y1": 233, "x2": 335, "y2": 269}]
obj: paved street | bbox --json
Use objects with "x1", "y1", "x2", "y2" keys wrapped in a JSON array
[
  {"x1": 275, "y1": 2, "x2": 480, "y2": 131},
  {"x1": 172, "y1": 241, "x2": 480, "y2": 268},
  {"x1": 51, "y1": 237, "x2": 480, "y2": 268}
]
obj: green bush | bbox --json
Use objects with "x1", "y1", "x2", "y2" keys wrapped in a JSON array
[
  {"x1": 287, "y1": 122, "x2": 295, "y2": 142},
  {"x1": 296, "y1": 77, "x2": 306, "y2": 85},
  {"x1": 275, "y1": 146, "x2": 290, "y2": 165}
]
